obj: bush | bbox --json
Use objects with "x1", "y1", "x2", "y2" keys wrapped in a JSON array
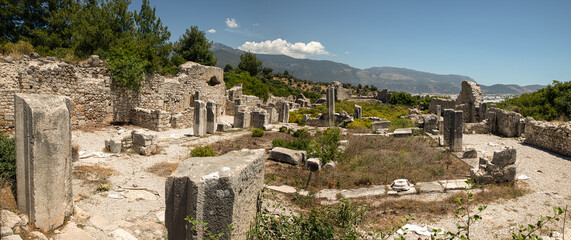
[
  {"x1": 252, "y1": 128, "x2": 264, "y2": 137},
  {"x1": 272, "y1": 138, "x2": 312, "y2": 152},
  {"x1": 0, "y1": 40, "x2": 34, "y2": 56},
  {"x1": 279, "y1": 126, "x2": 287, "y2": 132},
  {"x1": 106, "y1": 47, "x2": 147, "y2": 92},
  {"x1": 346, "y1": 119, "x2": 372, "y2": 129},
  {"x1": 190, "y1": 146, "x2": 215, "y2": 157},
  {"x1": 0, "y1": 134, "x2": 16, "y2": 186},
  {"x1": 389, "y1": 118, "x2": 415, "y2": 131},
  {"x1": 497, "y1": 81, "x2": 570, "y2": 121},
  {"x1": 293, "y1": 129, "x2": 309, "y2": 138},
  {"x1": 309, "y1": 128, "x2": 341, "y2": 163}
]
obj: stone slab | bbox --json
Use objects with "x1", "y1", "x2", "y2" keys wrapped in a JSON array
[
  {"x1": 439, "y1": 179, "x2": 469, "y2": 191},
  {"x1": 268, "y1": 147, "x2": 306, "y2": 166},
  {"x1": 340, "y1": 186, "x2": 386, "y2": 199},
  {"x1": 415, "y1": 181, "x2": 444, "y2": 193},
  {"x1": 390, "y1": 128, "x2": 413, "y2": 137},
  {"x1": 265, "y1": 185, "x2": 297, "y2": 194}
]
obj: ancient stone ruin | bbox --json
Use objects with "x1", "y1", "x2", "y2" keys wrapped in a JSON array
[
  {"x1": 165, "y1": 149, "x2": 265, "y2": 240},
  {"x1": 443, "y1": 109, "x2": 463, "y2": 152},
  {"x1": 15, "y1": 93, "x2": 73, "y2": 231},
  {"x1": 326, "y1": 85, "x2": 336, "y2": 127},
  {"x1": 472, "y1": 147, "x2": 517, "y2": 184}
]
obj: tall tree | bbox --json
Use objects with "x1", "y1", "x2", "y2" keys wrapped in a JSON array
[
  {"x1": 133, "y1": 0, "x2": 171, "y2": 72},
  {"x1": 238, "y1": 51, "x2": 262, "y2": 77},
  {"x1": 174, "y1": 26, "x2": 216, "y2": 66}
]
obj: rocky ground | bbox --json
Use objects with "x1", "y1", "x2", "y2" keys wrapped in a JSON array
[{"x1": 1, "y1": 121, "x2": 570, "y2": 239}]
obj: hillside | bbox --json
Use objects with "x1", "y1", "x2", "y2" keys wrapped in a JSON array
[{"x1": 212, "y1": 43, "x2": 544, "y2": 94}]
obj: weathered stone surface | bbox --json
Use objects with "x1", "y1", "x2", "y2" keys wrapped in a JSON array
[
  {"x1": 206, "y1": 101, "x2": 217, "y2": 134},
  {"x1": 340, "y1": 186, "x2": 386, "y2": 199},
  {"x1": 323, "y1": 161, "x2": 336, "y2": 171},
  {"x1": 3, "y1": 235, "x2": 23, "y2": 240},
  {"x1": 1, "y1": 210, "x2": 22, "y2": 229},
  {"x1": 105, "y1": 137, "x2": 122, "y2": 153},
  {"x1": 416, "y1": 182, "x2": 444, "y2": 193},
  {"x1": 132, "y1": 130, "x2": 157, "y2": 155},
  {"x1": 193, "y1": 100, "x2": 207, "y2": 136},
  {"x1": 29, "y1": 231, "x2": 48, "y2": 240},
  {"x1": 15, "y1": 93, "x2": 73, "y2": 232},
  {"x1": 456, "y1": 80, "x2": 483, "y2": 123},
  {"x1": 233, "y1": 111, "x2": 251, "y2": 128},
  {"x1": 488, "y1": 108, "x2": 523, "y2": 137},
  {"x1": 55, "y1": 222, "x2": 95, "y2": 240},
  {"x1": 429, "y1": 98, "x2": 455, "y2": 114},
  {"x1": 524, "y1": 118, "x2": 571, "y2": 157},
  {"x1": 111, "y1": 229, "x2": 137, "y2": 240},
  {"x1": 251, "y1": 110, "x2": 268, "y2": 129},
  {"x1": 371, "y1": 120, "x2": 391, "y2": 131},
  {"x1": 443, "y1": 109, "x2": 463, "y2": 152},
  {"x1": 326, "y1": 85, "x2": 336, "y2": 127},
  {"x1": 87, "y1": 55, "x2": 101, "y2": 67},
  {"x1": 439, "y1": 179, "x2": 469, "y2": 191},
  {"x1": 492, "y1": 147, "x2": 516, "y2": 167},
  {"x1": 375, "y1": 89, "x2": 392, "y2": 103},
  {"x1": 1, "y1": 226, "x2": 13, "y2": 237},
  {"x1": 265, "y1": 185, "x2": 297, "y2": 194},
  {"x1": 390, "y1": 128, "x2": 413, "y2": 137},
  {"x1": 217, "y1": 122, "x2": 232, "y2": 132},
  {"x1": 165, "y1": 149, "x2": 265, "y2": 240},
  {"x1": 422, "y1": 114, "x2": 438, "y2": 133},
  {"x1": 462, "y1": 148, "x2": 478, "y2": 158},
  {"x1": 269, "y1": 147, "x2": 306, "y2": 166},
  {"x1": 30, "y1": 52, "x2": 40, "y2": 59},
  {"x1": 306, "y1": 158, "x2": 321, "y2": 172},
  {"x1": 354, "y1": 105, "x2": 362, "y2": 119},
  {"x1": 263, "y1": 106, "x2": 278, "y2": 124},
  {"x1": 278, "y1": 101, "x2": 290, "y2": 123}
]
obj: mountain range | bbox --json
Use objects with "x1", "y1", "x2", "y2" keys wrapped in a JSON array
[{"x1": 211, "y1": 43, "x2": 544, "y2": 94}]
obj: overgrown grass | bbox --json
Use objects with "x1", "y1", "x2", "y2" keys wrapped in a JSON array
[
  {"x1": 336, "y1": 101, "x2": 408, "y2": 121},
  {"x1": 0, "y1": 134, "x2": 15, "y2": 187},
  {"x1": 190, "y1": 145, "x2": 216, "y2": 157},
  {"x1": 266, "y1": 135, "x2": 469, "y2": 191}
]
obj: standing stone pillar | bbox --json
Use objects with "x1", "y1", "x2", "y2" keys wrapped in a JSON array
[
  {"x1": 443, "y1": 109, "x2": 463, "y2": 152},
  {"x1": 234, "y1": 111, "x2": 250, "y2": 128},
  {"x1": 206, "y1": 101, "x2": 217, "y2": 134},
  {"x1": 279, "y1": 102, "x2": 290, "y2": 123},
  {"x1": 194, "y1": 91, "x2": 200, "y2": 101},
  {"x1": 15, "y1": 93, "x2": 73, "y2": 231},
  {"x1": 436, "y1": 105, "x2": 444, "y2": 132},
  {"x1": 165, "y1": 149, "x2": 266, "y2": 240},
  {"x1": 251, "y1": 110, "x2": 268, "y2": 128},
  {"x1": 326, "y1": 86, "x2": 336, "y2": 127},
  {"x1": 354, "y1": 105, "x2": 362, "y2": 119},
  {"x1": 194, "y1": 100, "x2": 206, "y2": 136}
]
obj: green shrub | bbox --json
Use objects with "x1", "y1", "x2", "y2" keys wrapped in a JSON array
[
  {"x1": 389, "y1": 91, "x2": 418, "y2": 106},
  {"x1": 0, "y1": 40, "x2": 33, "y2": 56},
  {"x1": 346, "y1": 118, "x2": 372, "y2": 129},
  {"x1": 293, "y1": 129, "x2": 309, "y2": 138},
  {"x1": 309, "y1": 128, "x2": 341, "y2": 163},
  {"x1": 107, "y1": 47, "x2": 147, "y2": 92},
  {"x1": 272, "y1": 138, "x2": 312, "y2": 152},
  {"x1": 279, "y1": 126, "x2": 288, "y2": 132},
  {"x1": 389, "y1": 118, "x2": 415, "y2": 131},
  {"x1": 497, "y1": 81, "x2": 570, "y2": 121},
  {"x1": 252, "y1": 128, "x2": 264, "y2": 137},
  {"x1": 190, "y1": 146, "x2": 216, "y2": 157},
  {"x1": 0, "y1": 134, "x2": 15, "y2": 186}
]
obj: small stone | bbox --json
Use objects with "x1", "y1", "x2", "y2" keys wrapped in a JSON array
[
  {"x1": 265, "y1": 185, "x2": 297, "y2": 194},
  {"x1": 1, "y1": 226, "x2": 13, "y2": 237},
  {"x1": 111, "y1": 229, "x2": 138, "y2": 240},
  {"x1": 323, "y1": 162, "x2": 336, "y2": 171},
  {"x1": 1, "y1": 210, "x2": 22, "y2": 229},
  {"x1": 4, "y1": 56, "x2": 13, "y2": 63},
  {"x1": 29, "y1": 231, "x2": 48, "y2": 240},
  {"x1": 19, "y1": 215, "x2": 29, "y2": 226},
  {"x1": 462, "y1": 148, "x2": 478, "y2": 158},
  {"x1": 30, "y1": 52, "x2": 40, "y2": 59},
  {"x1": 73, "y1": 206, "x2": 90, "y2": 221},
  {"x1": 306, "y1": 158, "x2": 321, "y2": 172},
  {"x1": 46, "y1": 56, "x2": 56, "y2": 61}
]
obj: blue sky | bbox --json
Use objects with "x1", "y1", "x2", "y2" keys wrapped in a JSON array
[{"x1": 130, "y1": 0, "x2": 571, "y2": 86}]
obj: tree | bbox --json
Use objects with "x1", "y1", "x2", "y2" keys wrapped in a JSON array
[
  {"x1": 174, "y1": 26, "x2": 216, "y2": 66},
  {"x1": 238, "y1": 51, "x2": 262, "y2": 77},
  {"x1": 224, "y1": 64, "x2": 234, "y2": 72},
  {"x1": 133, "y1": 0, "x2": 171, "y2": 73}
]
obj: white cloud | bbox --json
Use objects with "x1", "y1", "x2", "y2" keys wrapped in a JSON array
[
  {"x1": 238, "y1": 38, "x2": 330, "y2": 59},
  {"x1": 253, "y1": 23, "x2": 260, "y2": 27},
  {"x1": 345, "y1": 51, "x2": 350, "y2": 55},
  {"x1": 225, "y1": 18, "x2": 238, "y2": 28},
  {"x1": 207, "y1": 29, "x2": 216, "y2": 33}
]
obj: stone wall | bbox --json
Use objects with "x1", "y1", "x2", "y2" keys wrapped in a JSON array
[
  {"x1": 488, "y1": 107, "x2": 524, "y2": 137},
  {"x1": 0, "y1": 58, "x2": 226, "y2": 132},
  {"x1": 524, "y1": 118, "x2": 571, "y2": 157},
  {"x1": 428, "y1": 98, "x2": 456, "y2": 114},
  {"x1": 130, "y1": 108, "x2": 171, "y2": 131}
]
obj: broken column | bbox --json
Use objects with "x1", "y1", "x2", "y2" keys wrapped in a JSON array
[
  {"x1": 165, "y1": 149, "x2": 266, "y2": 240},
  {"x1": 443, "y1": 109, "x2": 463, "y2": 152},
  {"x1": 326, "y1": 85, "x2": 336, "y2": 127},
  {"x1": 279, "y1": 101, "x2": 290, "y2": 123},
  {"x1": 234, "y1": 110, "x2": 250, "y2": 128},
  {"x1": 15, "y1": 93, "x2": 73, "y2": 231},
  {"x1": 472, "y1": 147, "x2": 517, "y2": 184},
  {"x1": 354, "y1": 105, "x2": 362, "y2": 119},
  {"x1": 263, "y1": 106, "x2": 278, "y2": 124},
  {"x1": 194, "y1": 100, "x2": 206, "y2": 136},
  {"x1": 251, "y1": 110, "x2": 268, "y2": 129},
  {"x1": 206, "y1": 101, "x2": 217, "y2": 134}
]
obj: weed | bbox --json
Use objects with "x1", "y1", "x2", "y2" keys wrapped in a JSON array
[
  {"x1": 0, "y1": 133, "x2": 16, "y2": 186},
  {"x1": 252, "y1": 128, "x2": 264, "y2": 137},
  {"x1": 190, "y1": 146, "x2": 216, "y2": 157}
]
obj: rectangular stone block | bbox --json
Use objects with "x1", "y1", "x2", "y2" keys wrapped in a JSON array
[
  {"x1": 443, "y1": 109, "x2": 463, "y2": 152},
  {"x1": 165, "y1": 149, "x2": 265, "y2": 240},
  {"x1": 278, "y1": 102, "x2": 290, "y2": 123},
  {"x1": 194, "y1": 100, "x2": 206, "y2": 136},
  {"x1": 251, "y1": 110, "x2": 268, "y2": 129},
  {"x1": 354, "y1": 105, "x2": 362, "y2": 119},
  {"x1": 233, "y1": 111, "x2": 250, "y2": 128},
  {"x1": 371, "y1": 120, "x2": 391, "y2": 131},
  {"x1": 15, "y1": 93, "x2": 73, "y2": 232},
  {"x1": 206, "y1": 101, "x2": 217, "y2": 134},
  {"x1": 263, "y1": 106, "x2": 278, "y2": 124},
  {"x1": 326, "y1": 86, "x2": 336, "y2": 127}
]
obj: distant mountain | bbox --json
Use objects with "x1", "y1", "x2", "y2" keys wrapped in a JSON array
[{"x1": 211, "y1": 43, "x2": 544, "y2": 94}]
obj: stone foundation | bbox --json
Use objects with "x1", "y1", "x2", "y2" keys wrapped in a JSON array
[{"x1": 524, "y1": 118, "x2": 571, "y2": 157}]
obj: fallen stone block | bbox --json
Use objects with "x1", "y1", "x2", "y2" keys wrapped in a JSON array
[
  {"x1": 306, "y1": 158, "x2": 321, "y2": 172},
  {"x1": 165, "y1": 149, "x2": 265, "y2": 240},
  {"x1": 132, "y1": 130, "x2": 158, "y2": 156},
  {"x1": 105, "y1": 138, "x2": 122, "y2": 153},
  {"x1": 265, "y1": 185, "x2": 297, "y2": 194},
  {"x1": 390, "y1": 128, "x2": 413, "y2": 137},
  {"x1": 340, "y1": 186, "x2": 385, "y2": 199},
  {"x1": 439, "y1": 179, "x2": 469, "y2": 191},
  {"x1": 269, "y1": 147, "x2": 307, "y2": 165},
  {"x1": 492, "y1": 147, "x2": 516, "y2": 167},
  {"x1": 371, "y1": 120, "x2": 391, "y2": 131},
  {"x1": 217, "y1": 122, "x2": 232, "y2": 132},
  {"x1": 323, "y1": 162, "x2": 336, "y2": 171},
  {"x1": 415, "y1": 181, "x2": 444, "y2": 193},
  {"x1": 462, "y1": 148, "x2": 478, "y2": 158}
]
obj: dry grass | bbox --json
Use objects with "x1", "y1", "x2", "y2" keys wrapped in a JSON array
[
  {"x1": 0, "y1": 184, "x2": 18, "y2": 212},
  {"x1": 210, "y1": 131, "x2": 297, "y2": 155},
  {"x1": 73, "y1": 165, "x2": 117, "y2": 184},
  {"x1": 266, "y1": 135, "x2": 470, "y2": 192},
  {"x1": 146, "y1": 161, "x2": 179, "y2": 177}
]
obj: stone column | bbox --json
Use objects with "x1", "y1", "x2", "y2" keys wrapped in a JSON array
[
  {"x1": 194, "y1": 91, "x2": 200, "y2": 101},
  {"x1": 15, "y1": 93, "x2": 73, "y2": 232},
  {"x1": 354, "y1": 105, "x2": 362, "y2": 119},
  {"x1": 443, "y1": 109, "x2": 463, "y2": 152},
  {"x1": 194, "y1": 100, "x2": 206, "y2": 136},
  {"x1": 165, "y1": 149, "x2": 265, "y2": 240},
  {"x1": 436, "y1": 105, "x2": 444, "y2": 132},
  {"x1": 234, "y1": 111, "x2": 250, "y2": 128},
  {"x1": 326, "y1": 86, "x2": 336, "y2": 127},
  {"x1": 251, "y1": 110, "x2": 268, "y2": 129},
  {"x1": 206, "y1": 101, "x2": 217, "y2": 134},
  {"x1": 279, "y1": 102, "x2": 290, "y2": 123}
]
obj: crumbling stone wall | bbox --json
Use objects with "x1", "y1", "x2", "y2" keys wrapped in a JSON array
[
  {"x1": 0, "y1": 58, "x2": 226, "y2": 132},
  {"x1": 524, "y1": 118, "x2": 571, "y2": 157},
  {"x1": 130, "y1": 108, "x2": 171, "y2": 131},
  {"x1": 487, "y1": 107, "x2": 524, "y2": 137},
  {"x1": 429, "y1": 98, "x2": 456, "y2": 114}
]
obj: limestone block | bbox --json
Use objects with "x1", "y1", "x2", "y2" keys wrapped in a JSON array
[
  {"x1": 251, "y1": 110, "x2": 268, "y2": 129},
  {"x1": 492, "y1": 147, "x2": 516, "y2": 167},
  {"x1": 390, "y1": 128, "x2": 412, "y2": 137},
  {"x1": 165, "y1": 149, "x2": 265, "y2": 240},
  {"x1": 269, "y1": 147, "x2": 307, "y2": 166},
  {"x1": 323, "y1": 161, "x2": 336, "y2": 171},
  {"x1": 422, "y1": 114, "x2": 438, "y2": 133},
  {"x1": 233, "y1": 111, "x2": 250, "y2": 128},
  {"x1": 132, "y1": 131, "x2": 157, "y2": 156},
  {"x1": 371, "y1": 121, "x2": 391, "y2": 131},
  {"x1": 206, "y1": 101, "x2": 217, "y2": 134},
  {"x1": 415, "y1": 181, "x2": 444, "y2": 193},
  {"x1": 194, "y1": 100, "x2": 207, "y2": 136},
  {"x1": 462, "y1": 148, "x2": 477, "y2": 158},
  {"x1": 306, "y1": 158, "x2": 321, "y2": 172},
  {"x1": 105, "y1": 138, "x2": 122, "y2": 153},
  {"x1": 15, "y1": 93, "x2": 73, "y2": 232},
  {"x1": 326, "y1": 86, "x2": 336, "y2": 127},
  {"x1": 217, "y1": 122, "x2": 232, "y2": 132},
  {"x1": 1, "y1": 210, "x2": 22, "y2": 229}
]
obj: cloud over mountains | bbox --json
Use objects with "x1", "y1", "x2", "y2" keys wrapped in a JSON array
[{"x1": 238, "y1": 38, "x2": 330, "y2": 59}]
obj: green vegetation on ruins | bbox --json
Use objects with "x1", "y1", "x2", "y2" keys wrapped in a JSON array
[
  {"x1": 496, "y1": 80, "x2": 571, "y2": 121},
  {"x1": 0, "y1": 133, "x2": 16, "y2": 187}
]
